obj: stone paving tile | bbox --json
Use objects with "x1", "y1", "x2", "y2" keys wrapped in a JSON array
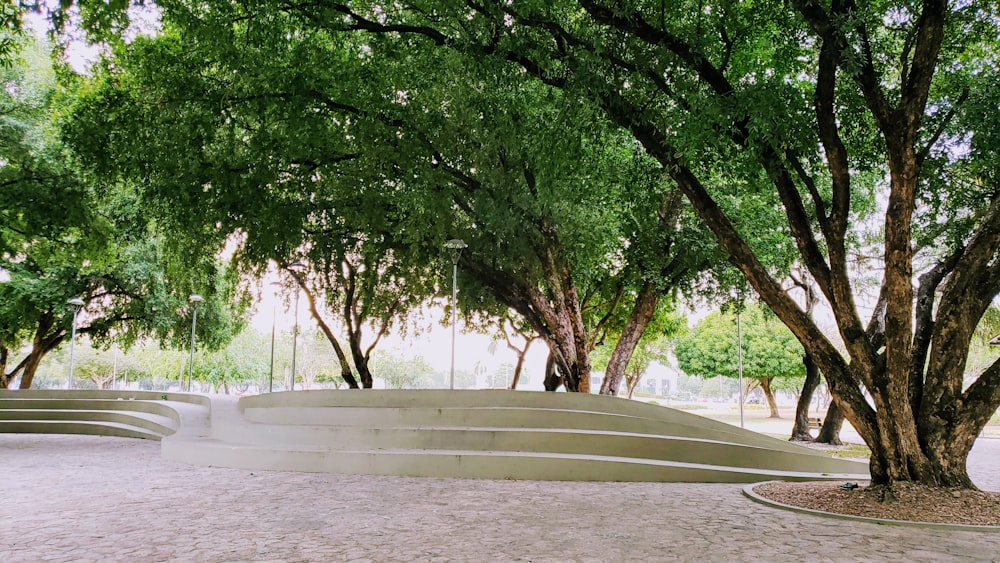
[{"x1": 2, "y1": 434, "x2": 999, "y2": 562}]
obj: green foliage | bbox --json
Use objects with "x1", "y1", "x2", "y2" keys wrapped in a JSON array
[
  {"x1": 1, "y1": 36, "x2": 247, "y2": 388},
  {"x1": 675, "y1": 304, "x2": 804, "y2": 382},
  {"x1": 374, "y1": 352, "x2": 437, "y2": 390}
]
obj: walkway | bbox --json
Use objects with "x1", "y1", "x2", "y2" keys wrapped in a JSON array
[{"x1": 2, "y1": 435, "x2": 999, "y2": 562}]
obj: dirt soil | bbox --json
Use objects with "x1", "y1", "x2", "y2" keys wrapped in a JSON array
[{"x1": 753, "y1": 480, "x2": 1000, "y2": 526}]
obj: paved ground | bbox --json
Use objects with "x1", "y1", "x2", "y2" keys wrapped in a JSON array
[{"x1": 2, "y1": 435, "x2": 999, "y2": 562}]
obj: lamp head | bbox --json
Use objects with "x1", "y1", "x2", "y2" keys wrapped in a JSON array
[
  {"x1": 67, "y1": 297, "x2": 85, "y2": 308},
  {"x1": 189, "y1": 294, "x2": 204, "y2": 304},
  {"x1": 444, "y1": 239, "x2": 467, "y2": 264}
]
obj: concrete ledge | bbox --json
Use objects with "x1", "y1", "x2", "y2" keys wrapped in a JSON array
[
  {"x1": 2, "y1": 389, "x2": 871, "y2": 483},
  {"x1": 163, "y1": 438, "x2": 868, "y2": 483},
  {"x1": 0, "y1": 408, "x2": 175, "y2": 436},
  {"x1": 0, "y1": 390, "x2": 210, "y2": 441},
  {"x1": 0, "y1": 420, "x2": 163, "y2": 441},
  {"x1": 159, "y1": 390, "x2": 870, "y2": 482}
]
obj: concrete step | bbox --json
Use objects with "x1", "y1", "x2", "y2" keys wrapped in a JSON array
[
  {"x1": 208, "y1": 422, "x2": 865, "y2": 475},
  {"x1": 0, "y1": 419, "x2": 164, "y2": 441},
  {"x1": 240, "y1": 405, "x2": 819, "y2": 457},
  {"x1": 0, "y1": 408, "x2": 176, "y2": 436},
  {"x1": 162, "y1": 438, "x2": 867, "y2": 483}
]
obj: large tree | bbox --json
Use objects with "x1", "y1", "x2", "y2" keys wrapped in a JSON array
[
  {"x1": 65, "y1": 10, "x2": 717, "y2": 393},
  {"x1": 410, "y1": 0, "x2": 997, "y2": 488},
  {"x1": 40, "y1": 0, "x2": 1000, "y2": 487},
  {"x1": 1, "y1": 37, "x2": 245, "y2": 389},
  {"x1": 290, "y1": 0, "x2": 1000, "y2": 489}
]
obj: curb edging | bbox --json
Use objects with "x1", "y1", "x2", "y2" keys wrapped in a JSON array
[{"x1": 743, "y1": 481, "x2": 1000, "y2": 533}]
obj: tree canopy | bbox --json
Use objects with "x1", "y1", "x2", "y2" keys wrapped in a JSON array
[
  {"x1": 16, "y1": 0, "x2": 1000, "y2": 489},
  {"x1": 1, "y1": 37, "x2": 245, "y2": 389},
  {"x1": 64, "y1": 5, "x2": 719, "y2": 393}
]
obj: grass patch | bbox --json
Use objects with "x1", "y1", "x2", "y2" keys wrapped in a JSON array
[
  {"x1": 672, "y1": 403, "x2": 709, "y2": 411},
  {"x1": 828, "y1": 443, "x2": 872, "y2": 460}
]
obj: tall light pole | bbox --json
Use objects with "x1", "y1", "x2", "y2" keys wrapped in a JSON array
[
  {"x1": 287, "y1": 263, "x2": 306, "y2": 391},
  {"x1": 444, "y1": 239, "x2": 467, "y2": 390},
  {"x1": 736, "y1": 307, "x2": 745, "y2": 429},
  {"x1": 67, "y1": 297, "x2": 85, "y2": 389},
  {"x1": 187, "y1": 294, "x2": 203, "y2": 392},
  {"x1": 269, "y1": 301, "x2": 276, "y2": 393}
]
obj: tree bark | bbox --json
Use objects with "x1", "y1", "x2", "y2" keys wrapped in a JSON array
[
  {"x1": 625, "y1": 368, "x2": 641, "y2": 398},
  {"x1": 816, "y1": 400, "x2": 845, "y2": 446},
  {"x1": 759, "y1": 377, "x2": 780, "y2": 418},
  {"x1": 17, "y1": 313, "x2": 64, "y2": 390},
  {"x1": 543, "y1": 351, "x2": 561, "y2": 391},
  {"x1": 18, "y1": 349, "x2": 46, "y2": 390},
  {"x1": 506, "y1": 332, "x2": 535, "y2": 390},
  {"x1": 790, "y1": 353, "x2": 820, "y2": 441},
  {"x1": 348, "y1": 331, "x2": 374, "y2": 389},
  {"x1": 600, "y1": 281, "x2": 659, "y2": 396},
  {"x1": 0, "y1": 346, "x2": 8, "y2": 389}
]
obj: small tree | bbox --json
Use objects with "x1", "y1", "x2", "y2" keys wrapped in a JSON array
[{"x1": 676, "y1": 305, "x2": 804, "y2": 418}]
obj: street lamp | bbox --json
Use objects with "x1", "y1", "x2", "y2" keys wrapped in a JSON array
[
  {"x1": 66, "y1": 297, "x2": 85, "y2": 389},
  {"x1": 736, "y1": 307, "x2": 745, "y2": 429},
  {"x1": 286, "y1": 263, "x2": 307, "y2": 391},
  {"x1": 187, "y1": 294, "x2": 204, "y2": 392},
  {"x1": 444, "y1": 239, "x2": 467, "y2": 390}
]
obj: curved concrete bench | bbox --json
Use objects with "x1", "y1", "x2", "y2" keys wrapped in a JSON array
[
  {"x1": 161, "y1": 389, "x2": 870, "y2": 482},
  {"x1": 0, "y1": 390, "x2": 211, "y2": 441}
]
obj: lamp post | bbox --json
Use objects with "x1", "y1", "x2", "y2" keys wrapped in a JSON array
[
  {"x1": 269, "y1": 301, "x2": 276, "y2": 393},
  {"x1": 736, "y1": 307, "x2": 745, "y2": 429},
  {"x1": 66, "y1": 297, "x2": 85, "y2": 389},
  {"x1": 187, "y1": 294, "x2": 203, "y2": 392},
  {"x1": 444, "y1": 239, "x2": 467, "y2": 390},
  {"x1": 286, "y1": 263, "x2": 306, "y2": 391}
]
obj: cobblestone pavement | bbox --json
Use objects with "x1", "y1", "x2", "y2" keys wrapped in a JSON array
[{"x1": 2, "y1": 435, "x2": 999, "y2": 563}]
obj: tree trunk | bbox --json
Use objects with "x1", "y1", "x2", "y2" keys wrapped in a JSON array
[
  {"x1": 297, "y1": 279, "x2": 360, "y2": 388},
  {"x1": 816, "y1": 400, "x2": 845, "y2": 446},
  {"x1": 507, "y1": 338, "x2": 533, "y2": 390},
  {"x1": 759, "y1": 377, "x2": 780, "y2": 418},
  {"x1": 18, "y1": 350, "x2": 45, "y2": 390},
  {"x1": 790, "y1": 353, "x2": 820, "y2": 441},
  {"x1": 0, "y1": 346, "x2": 10, "y2": 389},
  {"x1": 462, "y1": 221, "x2": 592, "y2": 393},
  {"x1": 601, "y1": 281, "x2": 659, "y2": 396},
  {"x1": 625, "y1": 368, "x2": 641, "y2": 398},
  {"x1": 18, "y1": 314, "x2": 64, "y2": 390},
  {"x1": 350, "y1": 342, "x2": 374, "y2": 389},
  {"x1": 543, "y1": 351, "x2": 561, "y2": 391}
]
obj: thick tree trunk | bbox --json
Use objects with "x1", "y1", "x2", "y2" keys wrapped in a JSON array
[
  {"x1": 543, "y1": 352, "x2": 561, "y2": 391},
  {"x1": 600, "y1": 281, "x2": 659, "y2": 396},
  {"x1": 18, "y1": 350, "x2": 45, "y2": 390},
  {"x1": 760, "y1": 377, "x2": 780, "y2": 418},
  {"x1": 18, "y1": 315, "x2": 63, "y2": 390},
  {"x1": 790, "y1": 353, "x2": 820, "y2": 441},
  {"x1": 350, "y1": 342, "x2": 374, "y2": 389},
  {"x1": 816, "y1": 400, "x2": 845, "y2": 446},
  {"x1": 1, "y1": 346, "x2": 9, "y2": 389}
]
